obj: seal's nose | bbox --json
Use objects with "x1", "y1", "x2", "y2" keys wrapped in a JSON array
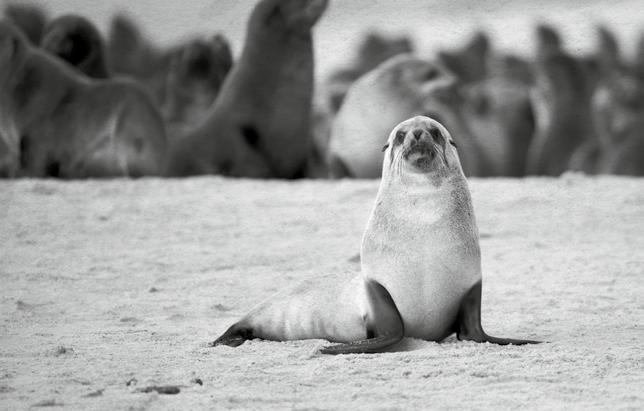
[{"x1": 412, "y1": 129, "x2": 424, "y2": 140}]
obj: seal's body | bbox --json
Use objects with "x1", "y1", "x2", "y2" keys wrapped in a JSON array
[
  {"x1": 460, "y1": 55, "x2": 535, "y2": 177},
  {"x1": 327, "y1": 55, "x2": 485, "y2": 178},
  {"x1": 527, "y1": 52, "x2": 595, "y2": 175},
  {"x1": 213, "y1": 116, "x2": 539, "y2": 353},
  {"x1": 360, "y1": 125, "x2": 479, "y2": 341},
  {"x1": 527, "y1": 26, "x2": 596, "y2": 176},
  {"x1": 167, "y1": 0, "x2": 328, "y2": 178}
]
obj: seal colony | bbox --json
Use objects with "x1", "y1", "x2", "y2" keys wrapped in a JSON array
[
  {"x1": 0, "y1": 20, "x2": 166, "y2": 178},
  {"x1": 213, "y1": 116, "x2": 540, "y2": 354}
]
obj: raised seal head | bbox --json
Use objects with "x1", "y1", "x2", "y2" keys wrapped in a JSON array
[{"x1": 381, "y1": 115, "x2": 463, "y2": 182}]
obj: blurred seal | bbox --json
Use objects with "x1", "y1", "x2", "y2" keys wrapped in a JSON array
[
  {"x1": 40, "y1": 14, "x2": 108, "y2": 78},
  {"x1": 0, "y1": 20, "x2": 166, "y2": 178},
  {"x1": 163, "y1": 34, "x2": 233, "y2": 138},
  {"x1": 211, "y1": 116, "x2": 540, "y2": 353},
  {"x1": 106, "y1": 13, "x2": 171, "y2": 104},
  {"x1": 327, "y1": 55, "x2": 486, "y2": 178},
  {"x1": 527, "y1": 27, "x2": 596, "y2": 176},
  {"x1": 167, "y1": 0, "x2": 328, "y2": 178}
]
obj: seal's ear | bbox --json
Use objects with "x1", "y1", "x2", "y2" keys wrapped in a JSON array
[{"x1": 381, "y1": 143, "x2": 389, "y2": 152}]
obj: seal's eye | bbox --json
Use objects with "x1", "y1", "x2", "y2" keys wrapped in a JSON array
[
  {"x1": 381, "y1": 143, "x2": 389, "y2": 152},
  {"x1": 449, "y1": 140, "x2": 457, "y2": 148},
  {"x1": 429, "y1": 127, "x2": 443, "y2": 141},
  {"x1": 395, "y1": 130, "x2": 406, "y2": 145}
]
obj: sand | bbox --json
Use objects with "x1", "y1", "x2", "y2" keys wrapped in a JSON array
[{"x1": 0, "y1": 175, "x2": 642, "y2": 410}]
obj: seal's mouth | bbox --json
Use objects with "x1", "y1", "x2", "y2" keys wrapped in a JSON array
[{"x1": 402, "y1": 142, "x2": 444, "y2": 171}]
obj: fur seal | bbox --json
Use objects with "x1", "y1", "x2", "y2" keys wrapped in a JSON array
[
  {"x1": 527, "y1": 28, "x2": 596, "y2": 176},
  {"x1": 163, "y1": 34, "x2": 233, "y2": 138},
  {"x1": 327, "y1": 55, "x2": 486, "y2": 178},
  {"x1": 592, "y1": 74, "x2": 644, "y2": 175},
  {"x1": 0, "y1": 20, "x2": 166, "y2": 178},
  {"x1": 167, "y1": 0, "x2": 328, "y2": 178},
  {"x1": 584, "y1": 27, "x2": 644, "y2": 176},
  {"x1": 106, "y1": 13, "x2": 171, "y2": 104},
  {"x1": 535, "y1": 24, "x2": 562, "y2": 60},
  {"x1": 212, "y1": 115, "x2": 540, "y2": 353},
  {"x1": 460, "y1": 55, "x2": 535, "y2": 177},
  {"x1": 40, "y1": 14, "x2": 108, "y2": 78}
]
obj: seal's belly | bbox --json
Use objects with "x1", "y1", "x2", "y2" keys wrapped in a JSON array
[
  {"x1": 365, "y1": 255, "x2": 479, "y2": 341},
  {"x1": 393, "y1": 274, "x2": 468, "y2": 340}
]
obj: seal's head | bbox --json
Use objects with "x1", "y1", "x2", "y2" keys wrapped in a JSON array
[
  {"x1": 382, "y1": 116, "x2": 461, "y2": 178},
  {"x1": 169, "y1": 35, "x2": 232, "y2": 90},
  {"x1": 40, "y1": 14, "x2": 105, "y2": 75},
  {"x1": 250, "y1": 0, "x2": 328, "y2": 38}
]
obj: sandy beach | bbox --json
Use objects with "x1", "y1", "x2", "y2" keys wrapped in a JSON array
[{"x1": 1, "y1": 176, "x2": 642, "y2": 409}]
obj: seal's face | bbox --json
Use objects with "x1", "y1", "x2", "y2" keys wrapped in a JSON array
[
  {"x1": 253, "y1": 0, "x2": 328, "y2": 35},
  {"x1": 40, "y1": 15, "x2": 108, "y2": 71},
  {"x1": 383, "y1": 116, "x2": 460, "y2": 175}
]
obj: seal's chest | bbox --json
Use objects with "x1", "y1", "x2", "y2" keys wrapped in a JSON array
[
  {"x1": 363, "y1": 235, "x2": 479, "y2": 340},
  {"x1": 398, "y1": 258, "x2": 472, "y2": 338}
]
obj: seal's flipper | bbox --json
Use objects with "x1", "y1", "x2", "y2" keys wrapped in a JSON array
[
  {"x1": 320, "y1": 280, "x2": 404, "y2": 354},
  {"x1": 455, "y1": 280, "x2": 540, "y2": 345},
  {"x1": 210, "y1": 322, "x2": 254, "y2": 348}
]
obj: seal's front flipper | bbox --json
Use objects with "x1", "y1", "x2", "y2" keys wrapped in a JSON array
[
  {"x1": 320, "y1": 280, "x2": 404, "y2": 354},
  {"x1": 210, "y1": 322, "x2": 255, "y2": 348},
  {"x1": 455, "y1": 280, "x2": 540, "y2": 345}
]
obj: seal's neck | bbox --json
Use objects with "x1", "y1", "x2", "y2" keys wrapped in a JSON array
[{"x1": 376, "y1": 173, "x2": 466, "y2": 221}]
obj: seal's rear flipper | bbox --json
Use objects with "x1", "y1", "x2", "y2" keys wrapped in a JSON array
[
  {"x1": 320, "y1": 280, "x2": 404, "y2": 354},
  {"x1": 456, "y1": 280, "x2": 540, "y2": 345},
  {"x1": 210, "y1": 322, "x2": 254, "y2": 348}
]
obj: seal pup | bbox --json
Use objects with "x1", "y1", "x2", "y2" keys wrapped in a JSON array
[
  {"x1": 327, "y1": 55, "x2": 487, "y2": 178},
  {"x1": 0, "y1": 20, "x2": 166, "y2": 178},
  {"x1": 212, "y1": 116, "x2": 540, "y2": 353},
  {"x1": 40, "y1": 14, "x2": 108, "y2": 78},
  {"x1": 167, "y1": 0, "x2": 328, "y2": 178}
]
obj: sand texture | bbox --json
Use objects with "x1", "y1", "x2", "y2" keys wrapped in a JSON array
[{"x1": 0, "y1": 176, "x2": 642, "y2": 409}]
